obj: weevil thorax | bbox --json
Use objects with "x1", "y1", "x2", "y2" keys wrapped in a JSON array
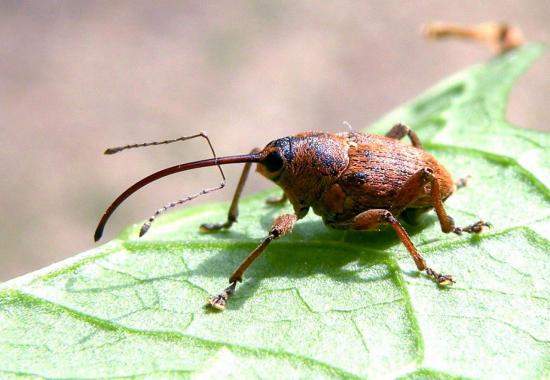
[{"x1": 257, "y1": 131, "x2": 350, "y2": 217}]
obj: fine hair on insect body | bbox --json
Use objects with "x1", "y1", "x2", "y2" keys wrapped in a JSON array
[{"x1": 95, "y1": 124, "x2": 490, "y2": 311}]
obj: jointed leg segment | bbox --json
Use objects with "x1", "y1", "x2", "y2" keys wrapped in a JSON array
[
  {"x1": 200, "y1": 148, "x2": 260, "y2": 232},
  {"x1": 354, "y1": 124, "x2": 488, "y2": 285},
  {"x1": 419, "y1": 168, "x2": 490, "y2": 235},
  {"x1": 385, "y1": 125, "x2": 489, "y2": 234},
  {"x1": 201, "y1": 148, "x2": 295, "y2": 310},
  {"x1": 351, "y1": 209, "x2": 454, "y2": 285},
  {"x1": 386, "y1": 123, "x2": 423, "y2": 149},
  {"x1": 357, "y1": 163, "x2": 489, "y2": 284},
  {"x1": 200, "y1": 148, "x2": 288, "y2": 232},
  {"x1": 208, "y1": 214, "x2": 297, "y2": 310}
]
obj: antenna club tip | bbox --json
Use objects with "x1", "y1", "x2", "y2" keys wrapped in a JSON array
[
  {"x1": 139, "y1": 223, "x2": 150, "y2": 237},
  {"x1": 104, "y1": 148, "x2": 119, "y2": 155},
  {"x1": 94, "y1": 229, "x2": 103, "y2": 242}
]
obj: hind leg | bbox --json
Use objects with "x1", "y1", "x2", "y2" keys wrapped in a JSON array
[
  {"x1": 385, "y1": 123, "x2": 423, "y2": 149},
  {"x1": 391, "y1": 168, "x2": 490, "y2": 235}
]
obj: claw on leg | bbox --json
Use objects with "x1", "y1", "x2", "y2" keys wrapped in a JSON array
[
  {"x1": 453, "y1": 220, "x2": 491, "y2": 235},
  {"x1": 207, "y1": 282, "x2": 237, "y2": 311},
  {"x1": 425, "y1": 268, "x2": 455, "y2": 286},
  {"x1": 206, "y1": 214, "x2": 297, "y2": 312}
]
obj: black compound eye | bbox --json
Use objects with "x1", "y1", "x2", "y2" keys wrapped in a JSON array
[{"x1": 263, "y1": 150, "x2": 284, "y2": 172}]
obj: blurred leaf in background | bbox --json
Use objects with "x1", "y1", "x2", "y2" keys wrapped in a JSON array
[{"x1": 0, "y1": 45, "x2": 548, "y2": 379}]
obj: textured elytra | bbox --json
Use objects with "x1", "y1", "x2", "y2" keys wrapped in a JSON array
[{"x1": 1, "y1": 45, "x2": 549, "y2": 379}]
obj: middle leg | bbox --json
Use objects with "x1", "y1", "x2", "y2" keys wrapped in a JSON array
[
  {"x1": 200, "y1": 148, "x2": 260, "y2": 232},
  {"x1": 351, "y1": 209, "x2": 454, "y2": 285}
]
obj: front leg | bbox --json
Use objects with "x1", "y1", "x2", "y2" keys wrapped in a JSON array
[
  {"x1": 207, "y1": 213, "x2": 297, "y2": 310},
  {"x1": 200, "y1": 148, "x2": 260, "y2": 232}
]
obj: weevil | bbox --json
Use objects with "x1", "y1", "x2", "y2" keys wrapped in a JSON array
[{"x1": 94, "y1": 124, "x2": 490, "y2": 310}]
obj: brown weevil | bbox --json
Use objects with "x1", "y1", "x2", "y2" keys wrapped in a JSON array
[{"x1": 95, "y1": 124, "x2": 490, "y2": 310}]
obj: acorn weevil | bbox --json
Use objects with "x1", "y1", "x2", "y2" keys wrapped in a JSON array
[{"x1": 94, "y1": 124, "x2": 490, "y2": 310}]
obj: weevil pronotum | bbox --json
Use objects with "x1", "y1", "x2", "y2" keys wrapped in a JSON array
[{"x1": 95, "y1": 124, "x2": 490, "y2": 310}]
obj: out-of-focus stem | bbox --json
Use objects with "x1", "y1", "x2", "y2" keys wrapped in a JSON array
[{"x1": 423, "y1": 22, "x2": 523, "y2": 54}]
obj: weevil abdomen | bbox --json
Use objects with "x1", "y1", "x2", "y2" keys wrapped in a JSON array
[{"x1": 314, "y1": 132, "x2": 455, "y2": 225}]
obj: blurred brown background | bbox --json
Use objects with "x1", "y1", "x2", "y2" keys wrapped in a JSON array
[{"x1": 1, "y1": 1, "x2": 549, "y2": 281}]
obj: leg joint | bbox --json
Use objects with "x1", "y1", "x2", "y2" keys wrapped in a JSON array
[
  {"x1": 420, "y1": 167, "x2": 435, "y2": 183},
  {"x1": 382, "y1": 210, "x2": 397, "y2": 224},
  {"x1": 396, "y1": 122, "x2": 410, "y2": 132}
]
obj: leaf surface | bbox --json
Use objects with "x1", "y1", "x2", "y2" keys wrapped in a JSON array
[{"x1": 1, "y1": 45, "x2": 549, "y2": 379}]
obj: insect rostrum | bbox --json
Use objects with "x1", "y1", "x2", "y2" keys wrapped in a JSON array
[{"x1": 95, "y1": 124, "x2": 490, "y2": 311}]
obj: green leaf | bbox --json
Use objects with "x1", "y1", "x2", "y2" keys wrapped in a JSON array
[{"x1": 1, "y1": 45, "x2": 549, "y2": 379}]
